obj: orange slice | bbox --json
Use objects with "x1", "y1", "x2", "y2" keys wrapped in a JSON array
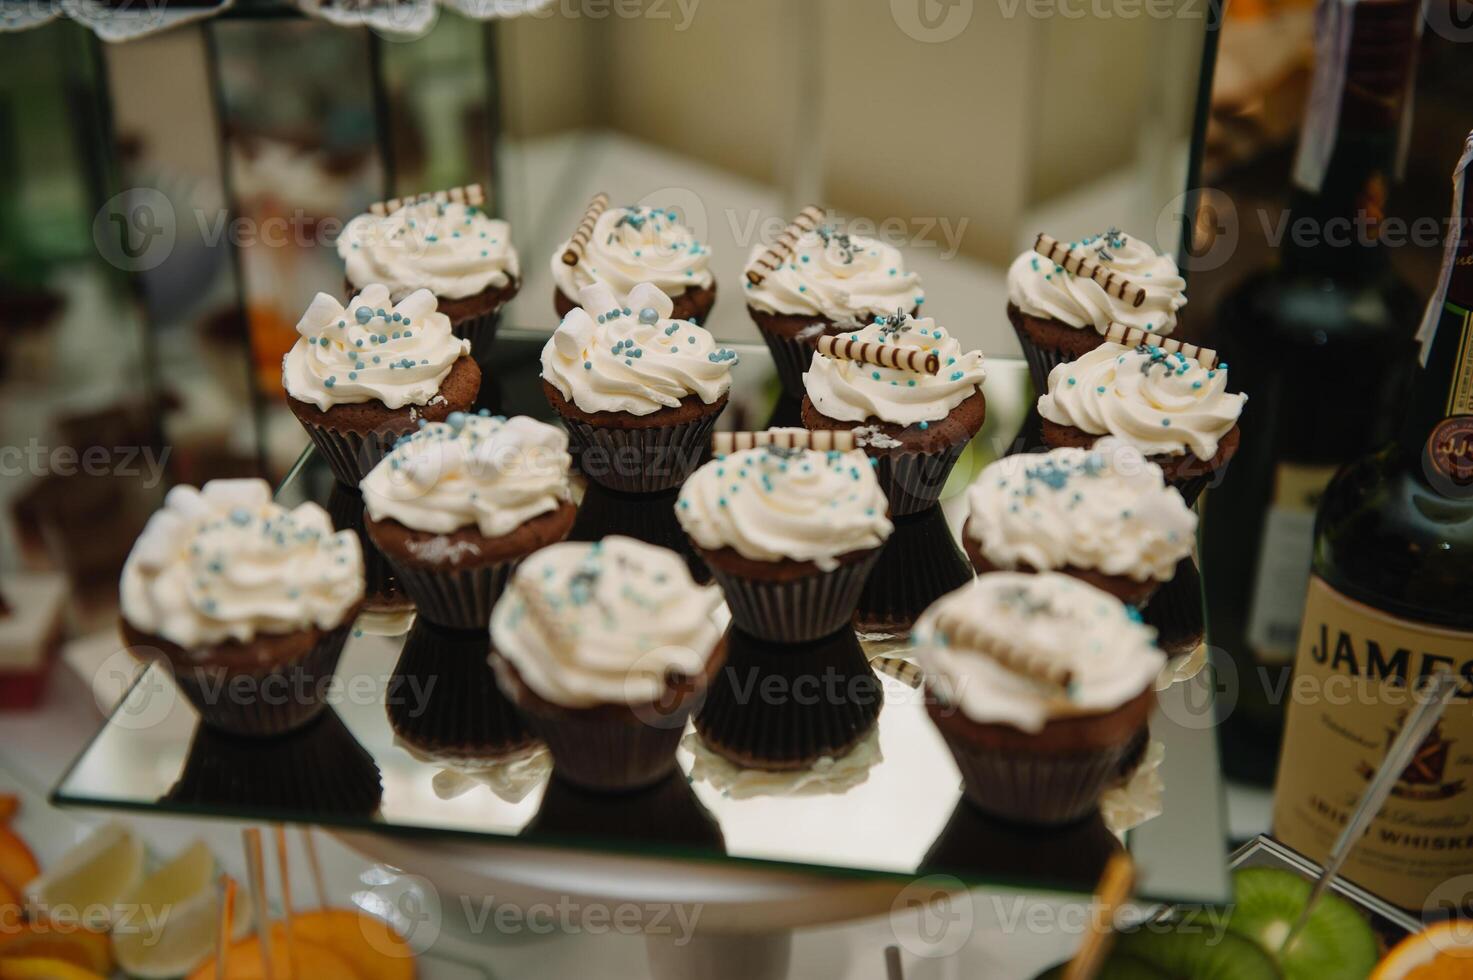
[
  {"x1": 0, "y1": 924, "x2": 112, "y2": 975},
  {"x1": 185, "y1": 925, "x2": 360, "y2": 980},
  {"x1": 293, "y1": 908, "x2": 415, "y2": 980},
  {"x1": 0, "y1": 828, "x2": 39, "y2": 895},
  {"x1": 1373, "y1": 920, "x2": 1473, "y2": 980},
  {"x1": 0, "y1": 959, "x2": 107, "y2": 980}
]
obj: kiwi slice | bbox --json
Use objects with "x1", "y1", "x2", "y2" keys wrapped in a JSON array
[
  {"x1": 1033, "y1": 926, "x2": 1280, "y2": 979},
  {"x1": 1213, "y1": 868, "x2": 1378, "y2": 980}
]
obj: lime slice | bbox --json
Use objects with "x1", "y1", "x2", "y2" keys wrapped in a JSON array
[
  {"x1": 112, "y1": 841, "x2": 252, "y2": 979},
  {"x1": 25, "y1": 823, "x2": 144, "y2": 929}
]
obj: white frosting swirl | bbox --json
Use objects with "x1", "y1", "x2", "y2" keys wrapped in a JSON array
[
  {"x1": 540, "y1": 281, "x2": 737, "y2": 416},
  {"x1": 551, "y1": 205, "x2": 713, "y2": 307},
  {"x1": 743, "y1": 227, "x2": 924, "y2": 321},
  {"x1": 802, "y1": 314, "x2": 986, "y2": 426},
  {"x1": 282, "y1": 284, "x2": 470, "y2": 411},
  {"x1": 913, "y1": 573, "x2": 1163, "y2": 732},
  {"x1": 339, "y1": 199, "x2": 519, "y2": 302},
  {"x1": 1007, "y1": 230, "x2": 1185, "y2": 334},
  {"x1": 121, "y1": 479, "x2": 364, "y2": 648},
  {"x1": 965, "y1": 438, "x2": 1197, "y2": 582},
  {"x1": 676, "y1": 442, "x2": 893, "y2": 570},
  {"x1": 490, "y1": 537, "x2": 724, "y2": 708},
  {"x1": 1038, "y1": 342, "x2": 1247, "y2": 460},
  {"x1": 361, "y1": 413, "x2": 572, "y2": 538}
]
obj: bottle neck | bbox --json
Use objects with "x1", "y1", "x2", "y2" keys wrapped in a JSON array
[{"x1": 1281, "y1": 129, "x2": 1400, "y2": 278}]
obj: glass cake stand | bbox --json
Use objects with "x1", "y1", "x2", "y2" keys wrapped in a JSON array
[{"x1": 51, "y1": 335, "x2": 1231, "y2": 976}]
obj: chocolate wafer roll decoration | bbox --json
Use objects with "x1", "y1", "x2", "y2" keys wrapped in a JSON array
[
  {"x1": 816, "y1": 334, "x2": 941, "y2": 375},
  {"x1": 1101, "y1": 323, "x2": 1219, "y2": 369},
  {"x1": 711, "y1": 429, "x2": 857, "y2": 455},
  {"x1": 1033, "y1": 233, "x2": 1146, "y2": 309},
  {"x1": 871, "y1": 655, "x2": 923, "y2": 689},
  {"x1": 561, "y1": 192, "x2": 610, "y2": 267},
  {"x1": 745, "y1": 205, "x2": 827, "y2": 285},
  {"x1": 369, "y1": 183, "x2": 485, "y2": 217},
  {"x1": 932, "y1": 608, "x2": 1074, "y2": 688}
]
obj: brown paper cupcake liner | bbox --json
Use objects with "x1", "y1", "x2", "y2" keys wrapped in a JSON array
[
  {"x1": 855, "y1": 506, "x2": 974, "y2": 637},
  {"x1": 933, "y1": 722, "x2": 1138, "y2": 825},
  {"x1": 513, "y1": 699, "x2": 693, "y2": 793},
  {"x1": 1171, "y1": 472, "x2": 1213, "y2": 508},
  {"x1": 569, "y1": 482, "x2": 710, "y2": 584},
  {"x1": 873, "y1": 440, "x2": 970, "y2": 516},
  {"x1": 164, "y1": 707, "x2": 383, "y2": 817},
  {"x1": 525, "y1": 772, "x2": 726, "y2": 852},
  {"x1": 710, "y1": 549, "x2": 881, "y2": 643},
  {"x1": 694, "y1": 627, "x2": 883, "y2": 771},
  {"x1": 379, "y1": 554, "x2": 519, "y2": 631},
  {"x1": 298, "y1": 417, "x2": 404, "y2": 487},
  {"x1": 1141, "y1": 556, "x2": 1204, "y2": 656},
  {"x1": 451, "y1": 308, "x2": 503, "y2": 362},
  {"x1": 169, "y1": 622, "x2": 354, "y2": 737},
  {"x1": 559, "y1": 411, "x2": 720, "y2": 494},
  {"x1": 387, "y1": 621, "x2": 539, "y2": 765},
  {"x1": 1011, "y1": 317, "x2": 1075, "y2": 395},
  {"x1": 325, "y1": 485, "x2": 413, "y2": 613},
  {"x1": 755, "y1": 322, "x2": 825, "y2": 397}
]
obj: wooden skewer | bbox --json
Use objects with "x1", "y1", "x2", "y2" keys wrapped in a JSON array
[
  {"x1": 369, "y1": 183, "x2": 485, "y2": 217},
  {"x1": 274, "y1": 828, "x2": 297, "y2": 978},
  {"x1": 216, "y1": 874, "x2": 237, "y2": 980},
  {"x1": 562, "y1": 192, "x2": 611, "y2": 266},
  {"x1": 1063, "y1": 854, "x2": 1137, "y2": 980},
  {"x1": 299, "y1": 828, "x2": 328, "y2": 913},
  {"x1": 1034, "y1": 233, "x2": 1146, "y2": 308},
  {"x1": 746, "y1": 205, "x2": 827, "y2": 285},
  {"x1": 712, "y1": 429, "x2": 857, "y2": 454},
  {"x1": 242, "y1": 829, "x2": 275, "y2": 980},
  {"x1": 1100, "y1": 323, "x2": 1219, "y2": 370},
  {"x1": 932, "y1": 608, "x2": 1074, "y2": 688},
  {"x1": 816, "y1": 334, "x2": 941, "y2": 375}
]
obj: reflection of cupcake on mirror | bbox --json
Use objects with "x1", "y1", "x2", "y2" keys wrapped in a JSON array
[
  {"x1": 540, "y1": 282, "x2": 736, "y2": 493},
  {"x1": 742, "y1": 207, "x2": 924, "y2": 397},
  {"x1": 684, "y1": 726, "x2": 882, "y2": 799},
  {"x1": 360, "y1": 413, "x2": 575, "y2": 630},
  {"x1": 921, "y1": 800, "x2": 1121, "y2": 891},
  {"x1": 1006, "y1": 230, "x2": 1186, "y2": 392},
  {"x1": 693, "y1": 626, "x2": 882, "y2": 771},
  {"x1": 387, "y1": 619, "x2": 540, "y2": 768},
  {"x1": 963, "y1": 438, "x2": 1197, "y2": 607},
  {"x1": 1140, "y1": 555, "x2": 1204, "y2": 656},
  {"x1": 339, "y1": 186, "x2": 519, "y2": 359},
  {"x1": 490, "y1": 537, "x2": 727, "y2": 792},
  {"x1": 569, "y1": 482, "x2": 709, "y2": 584},
  {"x1": 676, "y1": 434, "x2": 893, "y2": 643},
  {"x1": 165, "y1": 707, "x2": 383, "y2": 817},
  {"x1": 853, "y1": 505, "x2": 973, "y2": 639},
  {"x1": 525, "y1": 773, "x2": 725, "y2": 852},
  {"x1": 1037, "y1": 342, "x2": 1246, "y2": 505},
  {"x1": 801, "y1": 313, "x2": 986, "y2": 515},
  {"x1": 326, "y1": 483, "x2": 413, "y2": 616},
  {"x1": 913, "y1": 573, "x2": 1162, "y2": 825},
  {"x1": 551, "y1": 195, "x2": 716, "y2": 325},
  {"x1": 282, "y1": 285, "x2": 479, "y2": 485},
  {"x1": 120, "y1": 480, "x2": 364, "y2": 737}
]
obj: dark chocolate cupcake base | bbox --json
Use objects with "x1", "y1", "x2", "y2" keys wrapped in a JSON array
[
  {"x1": 855, "y1": 506, "x2": 974, "y2": 637},
  {"x1": 700, "y1": 547, "x2": 880, "y2": 644}
]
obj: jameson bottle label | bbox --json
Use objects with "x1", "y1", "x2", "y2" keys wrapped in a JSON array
[{"x1": 1274, "y1": 577, "x2": 1473, "y2": 910}]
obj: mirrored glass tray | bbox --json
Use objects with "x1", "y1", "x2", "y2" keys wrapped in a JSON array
[{"x1": 53, "y1": 335, "x2": 1231, "y2": 905}]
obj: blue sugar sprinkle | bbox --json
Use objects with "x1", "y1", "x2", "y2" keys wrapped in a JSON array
[{"x1": 354, "y1": 307, "x2": 372, "y2": 324}]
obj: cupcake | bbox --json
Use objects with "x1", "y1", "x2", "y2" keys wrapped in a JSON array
[
  {"x1": 540, "y1": 282, "x2": 736, "y2": 493},
  {"x1": 801, "y1": 313, "x2": 986, "y2": 515},
  {"x1": 490, "y1": 537, "x2": 726, "y2": 792},
  {"x1": 0, "y1": 571, "x2": 68, "y2": 710},
  {"x1": 853, "y1": 506, "x2": 974, "y2": 638},
  {"x1": 1037, "y1": 342, "x2": 1247, "y2": 505},
  {"x1": 675, "y1": 438, "x2": 893, "y2": 642},
  {"x1": 283, "y1": 285, "x2": 479, "y2": 485},
  {"x1": 360, "y1": 412, "x2": 576, "y2": 630},
  {"x1": 743, "y1": 213, "x2": 924, "y2": 396},
  {"x1": 914, "y1": 572, "x2": 1163, "y2": 825},
  {"x1": 1007, "y1": 229, "x2": 1186, "y2": 392},
  {"x1": 963, "y1": 437, "x2": 1198, "y2": 607},
  {"x1": 551, "y1": 200, "x2": 716, "y2": 324},
  {"x1": 119, "y1": 480, "x2": 364, "y2": 737},
  {"x1": 526, "y1": 772, "x2": 726, "y2": 852},
  {"x1": 339, "y1": 192, "x2": 519, "y2": 357}
]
